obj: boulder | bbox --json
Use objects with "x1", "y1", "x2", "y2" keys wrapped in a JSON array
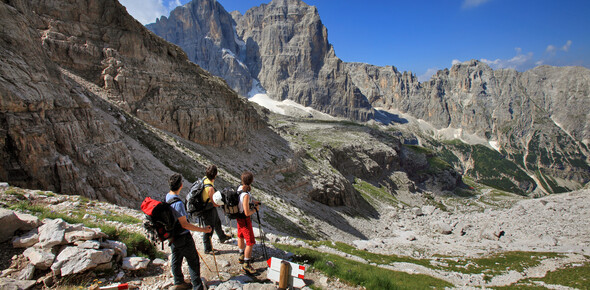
[
  {"x1": 422, "y1": 205, "x2": 437, "y2": 216},
  {"x1": 433, "y1": 221, "x2": 452, "y2": 235},
  {"x1": 121, "y1": 257, "x2": 150, "y2": 271},
  {"x1": 14, "y1": 212, "x2": 42, "y2": 231},
  {"x1": 23, "y1": 247, "x2": 55, "y2": 270},
  {"x1": 18, "y1": 263, "x2": 35, "y2": 281},
  {"x1": 0, "y1": 209, "x2": 24, "y2": 242},
  {"x1": 64, "y1": 227, "x2": 107, "y2": 243},
  {"x1": 13, "y1": 228, "x2": 39, "y2": 248},
  {"x1": 411, "y1": 207, "x2": 423, "y2": 216},
  {"x1": 101, "y1": 240, "x2": 127, "y2": 258},
  {"x1": 38, "y1": 218, "x2": 66, "y2": 248},
  {"x1": 52, "y1": 246, "x2": 115, "y2": 276},
  {"x1": 0, "y1": 278, "x2": 36, "y2": 290},
  {"x1": 75, "y1": 240, "x2": 101, "y2": 249}
]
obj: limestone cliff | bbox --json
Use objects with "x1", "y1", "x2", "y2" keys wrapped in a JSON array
[{"x1": 0, "y1": 0, "x2": 266, "y2": 205}]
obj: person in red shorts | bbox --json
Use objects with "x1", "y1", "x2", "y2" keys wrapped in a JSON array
[{"x1": 236, "y1": 171, "x2": 260, "y2": 275}]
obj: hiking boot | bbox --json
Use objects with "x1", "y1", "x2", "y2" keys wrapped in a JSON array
[
  {"x1": 242, "y1": 260, "x2": 256, "y2": 275},
  {"x1": 219, "y1": 235, "x2": 232, "y2": 244},
  {"x1": 204, "y1": 249, "x2": 218, "y2": 255},
  {"x1": 238, "y1": 253, "x2": 244, "y2": 264},
  {"x1": 170, "y1": 282, "x2": 191, "y2": 290}
]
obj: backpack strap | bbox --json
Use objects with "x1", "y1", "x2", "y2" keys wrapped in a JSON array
[{"x1": 167, "y1": 197, "x2": 185, "y2": 211}]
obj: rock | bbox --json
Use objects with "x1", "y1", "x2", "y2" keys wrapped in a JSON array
[
  {"x1": 64, "y1": 227, "x2": 107, "y2": 243},
  {"x1": 422, "y1": 205, "x2": 437, "y2": 216},
  {"x1": 0, "y1": 209, "x2": 24, "y2": 242},
  {"x1": 18, "y1": 263, "x2": 35, "y2": 280},
  {"x1": 433, "y1": 221, "x2": 453, "y2": 235},
  {"x1": 114, "y1": 270, "x2": 125, "y2": 282},
  {"x1": 218, "y1": 259, "x2": 230, "y2": 268},
  {"x1": 37, "y1": 218, "x2": 66, "y2": 248},
  {"x1": 151, "y1": 258, "x2": 167, "y2": 266},
  {"x1": 0, "y1": 182, "x2": 8, "y2": 188},
  {"x1": 121, "y1": 257, "x2": 150, "y2": 271},
  {"x1": 101, "y1": 240, "x2": 127, "y2": 258},
  {"x1": 13, "y1": 228, "x2": 39, "y2": 248},
  {"x1": 215, "y1": 280, "x2": 244, "y2": 290},
  {"x1": 76, "y1": 240, "x2": 101, "y2": 249},
  {"x1": 412, "y1": 207, "x2": 423, "y2": 216},
  {"x1": 14, "y1": 212, "x2": 42, "y2": 232},
  {"x1": 23, "y1": 247, "x2": 55, "y2": 270},
  {"x1": 95, "y1": 262, "x2": 113, "y2": 271},
  {"x1": 52, "y1": 246, "x2": 115, "y2": 276},
  {"x1": 0, "y1": 278, "x2": 36, "y2": 290}
]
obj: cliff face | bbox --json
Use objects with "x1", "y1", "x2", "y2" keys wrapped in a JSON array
[
  {"x1": 146, "y1": 0, "x2": 254, "y2": 96},
  {"x1": 348, "y1": 60, "x2": 590, "y2": 192},
  {"x1": 0, "y1": 0, "x2": 267, "y2": 205},
  {"x1": 148, "y1": 0, "x2": 375, "y2": 121}
]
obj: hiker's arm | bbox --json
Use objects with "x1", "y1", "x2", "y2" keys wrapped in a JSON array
[
  {"x1": 178, "y1": 216, "x2": 212, "y2": 233},
  {"x1": 207, "y1": 187, "x2": 219, "y2": 207},
  {"x1": 242, "y1": 194, "x2": 259, "y2": 217}
]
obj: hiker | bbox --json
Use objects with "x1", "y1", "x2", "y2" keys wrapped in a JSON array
[
  {"x1": 167, "y1": 173, "x2": 212, "y2": 290},
  {"x1": 201, "y1": 165, "x2": 232, "y2": 254},
  {"x1": 236, "y1": 171, "x2": 261, "y2": 275}
]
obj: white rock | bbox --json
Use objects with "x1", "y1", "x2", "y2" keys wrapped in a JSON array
[
  {"x1": 101, "y1": 240, "x2": 127, "y2": 258},
  {"x1": 64, "y1": 227, "x2": 107, "y2": 243},
  {"x1": 0, "y1": 209, "x2": 24, "y2": 242},
  {"x1": 23, "y1": 247, "x2": 55, "y2": 270},
  {"x1": 52, "y1": 246, "x2": 115, "y2": 276},
  {"x1": 76, "y1": 240, "x2": 101, "y2": 249},
  {"x1": 152, "y1": 258, "x2": 167, "y2": 266},
  {"x1": 18, "y1": 263, "x2": 35, "y2": 280},
  {"x1": 14, "y1": 212, "x2": 42, "y2": 232},
  {"x1": 422, "y1": 205, "x2": 436, "y2": 215},
  {"x1": 38, "y1": 218, "x2": 66, "y2": 248},
  {"x1": 411, "y1": 207, "x2": 423, "y2": 216},
  {"x1": 0, "y1": 278, "x2": 36, "y2": 290},
  {"x1": 13, "y1": 228, "x2": 39, "y2": 248},
  {"x1": 434, "y1": 221, "x2": 452, "y2": 235},
  {"x1": 122, "y1": 257, "x2": 150, "y2": 270}
]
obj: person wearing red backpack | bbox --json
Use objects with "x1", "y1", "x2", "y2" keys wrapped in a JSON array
[{"x1": 167, "y1": 173, "x2": 212, "y2": 290}]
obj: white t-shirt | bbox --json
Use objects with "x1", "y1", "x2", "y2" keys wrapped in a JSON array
[{"x1": 237, "y1": 185, "x2": 251, "y2": 214}]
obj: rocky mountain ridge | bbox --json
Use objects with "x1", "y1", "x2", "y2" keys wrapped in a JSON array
[{"x1": 147, "y1": 0, "x2": 590, "y2": 195}]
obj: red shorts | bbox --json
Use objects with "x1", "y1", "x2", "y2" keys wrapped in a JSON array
[{"x1": 237, "y1": 217, "x2": 256, "y2": 246}]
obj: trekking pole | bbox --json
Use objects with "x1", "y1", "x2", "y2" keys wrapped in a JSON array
[
  {"x1": 196, "y1": 249, "x2": 213, "y2": 273},
  {"x1": 211, "y1": 248, "x2": 222, "y2": 281},
  {"x1": 255, "y1": 208, "x2": 269, "y2": 261}
]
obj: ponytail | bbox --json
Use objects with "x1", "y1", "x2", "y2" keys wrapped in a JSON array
[{"x1": 241, "y1": 171, "x2": 253, "y2": 192}]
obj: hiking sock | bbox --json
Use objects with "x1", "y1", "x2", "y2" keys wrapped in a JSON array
[{"x1": 238, "y1": 250, "x2": 245, "y2": 264}]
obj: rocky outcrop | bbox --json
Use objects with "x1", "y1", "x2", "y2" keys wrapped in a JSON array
[
  {"x1": 147, "y1": 0, "x2": 254, "y2": 96},
  {"x1": 149, "y1": 0, "x2": 375, "y2": 121},
  {"x1": 348, "y1": 60, "x2": 590, "y2": 193},
  {"x1": 234, "y1": 0, "x2": 374, "y2": 121},
  {"x1": 0, "y1": 0, "x2": 268, "y2": 204}
]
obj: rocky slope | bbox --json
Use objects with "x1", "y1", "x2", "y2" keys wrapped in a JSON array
[
  {"x1": 2, "y1": 181, "x2": 589, "y2": 289},
  {"x1": 0, "y1": 0, "x2": 266, "y2": 206}
]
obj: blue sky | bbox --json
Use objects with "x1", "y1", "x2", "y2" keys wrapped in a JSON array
[{"x1": 120, "y1": 0, "x2": 590, "y2": 81}]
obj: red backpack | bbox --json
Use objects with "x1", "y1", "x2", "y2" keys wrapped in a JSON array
[{"x1": 141, "y1": 197, "x2": 185, "y2": 248}]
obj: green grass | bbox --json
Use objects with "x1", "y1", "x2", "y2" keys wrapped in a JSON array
[
  {"x1": 95, "y1": 213, "x2": 142, "y2": 225},
  {"x1": 528, "y1": 261, "x2": 590, "y2": 289},
  {"x1": 276, "y1": 244, "x2": 453, "y2": 289},
  {"x1": 353, "y1": 179, "x2": 396, "y2": 205}
]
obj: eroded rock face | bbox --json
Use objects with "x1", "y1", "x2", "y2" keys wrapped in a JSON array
[
  {"x1": 347, "y1": 60, "x2": 590, "y2": 191},
  {"x1": 147, "y1": 0, "x2": 254, "y2": 96},
  {"x1": 1, "y1": 0, "x2": 267, "y2": 204}
]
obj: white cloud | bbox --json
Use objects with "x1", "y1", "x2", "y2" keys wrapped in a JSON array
[
  {"x1": 481, "y1": 47, "x2": 534, "y2": 70},
  {"x1": 119, "y1": 0, "x2": 171, "y2": 25},
  {"x1": 546, "y1": 44, "x2": 557, "y2": 54},
  {"x1": 462, "y1": 0, "x2": 492, "y2": 9},
  {"x1": 418, "y1": 67, "x2": 439, "y2": 82},
  {"x1": 561, "y1": 40, "x2": 572, "y2": 52}
]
